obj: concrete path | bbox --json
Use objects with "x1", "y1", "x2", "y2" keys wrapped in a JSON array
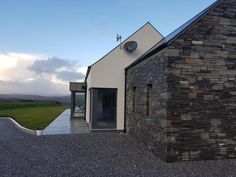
[
  {"x1": 0, "y1": 118, "x2": 236, "y2": 177},
  {"x1": 43, "y1": 109, "x2": 90, "y2": 135}
]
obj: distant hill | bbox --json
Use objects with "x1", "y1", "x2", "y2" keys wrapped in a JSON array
[{"x1": 0, "y1": 94, "x2": 71, "y2": 104}]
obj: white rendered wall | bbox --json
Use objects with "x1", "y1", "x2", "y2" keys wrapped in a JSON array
[
  {"x1": 85, "y1": 73, "x2": 91, "y2": 126},
  {"x1": 85, "y1": 23, "x2": 163, "y2": 130}
]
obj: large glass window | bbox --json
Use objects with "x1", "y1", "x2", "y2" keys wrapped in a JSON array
[
  {"x1": 90, "y1": 88, "x2": 117, "y2": 129},
  {"x1": 72, "y1": 92, "x2": 85, "y2": 118}
]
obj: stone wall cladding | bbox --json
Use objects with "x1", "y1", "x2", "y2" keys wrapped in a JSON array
[
  {"x1": 126, "y1": 0, "x2": 236, "y2": 162},
  {"x1": 126, "y1": 50, "x2": 168, "y2": 160},
  {"x1": 166, "y1": 0, "x2": 236, "y2": 162}
]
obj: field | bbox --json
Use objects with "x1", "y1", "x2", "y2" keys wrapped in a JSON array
[{"x1": 0, "y1": 101, "x2": 68, "y2": 130}]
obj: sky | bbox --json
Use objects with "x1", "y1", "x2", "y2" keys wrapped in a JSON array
[{"x1": 0, "y1": 0, "x2": 216, "y2": 96}]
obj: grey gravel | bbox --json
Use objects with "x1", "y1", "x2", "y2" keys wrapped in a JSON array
[{"x1": 0, "y1": 119, "x2": 236, "y2": 177}]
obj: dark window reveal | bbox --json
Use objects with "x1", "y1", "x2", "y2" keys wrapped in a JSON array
[
  {"x1": 132, "y1": 87, "x2": 136, "y2": 112},
  {"x1": 146, "y1": 84, "x2": 152, "y2": 116}
]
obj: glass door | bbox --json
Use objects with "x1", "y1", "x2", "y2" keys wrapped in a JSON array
[{"x1": 90, "y1": 88, "x2": 117, "y2": 129}]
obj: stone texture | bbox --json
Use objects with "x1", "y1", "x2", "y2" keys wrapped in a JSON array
[
  {"x1": 192, "y1": 41, "x2": 204, "y2": 45},
  {"x1": 126, "y1": 50, "x2": 168, "y2": 160},
  {"x1": 181, "y1": 114, "x2": 192, "y2": 121},
  {"x1": 126, "y1": 0, "x2": 236, "y2": 162}
]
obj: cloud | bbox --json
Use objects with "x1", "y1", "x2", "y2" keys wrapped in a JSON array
[
  {"x1": 0, "y1": 79, "x2": 68, "y2": 96},
  {"x1": 0, "y1": 52, "x2": 41, "y2": 81},
  {"x1": 28, "y1": 57, "x2": 78, "y2": 74},
  {"x1": 56, "y1": 70, "x2": 85, "y2": 81},
  {"x1": 0, "y1": 52, "x2": 86, "y2": 96},
  {"x1": 28, "y1": 57, "x2": 85, "y2": 82},
  {"x1": 0, "y1": 52, "x2": 40, "y2": 71}
]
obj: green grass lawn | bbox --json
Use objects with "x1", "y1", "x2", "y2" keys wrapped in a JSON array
[{"x1": 0, "y1": 101, "x2": 68, "y2": 130}]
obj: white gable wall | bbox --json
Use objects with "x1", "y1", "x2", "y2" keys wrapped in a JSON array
[{"x1": 86, "y1": 23, "x2": 163, "y2": 130}]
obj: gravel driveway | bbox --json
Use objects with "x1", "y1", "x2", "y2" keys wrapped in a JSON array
[{"x1": 0, "y1": 119, "x2": 236, "y2": 177}]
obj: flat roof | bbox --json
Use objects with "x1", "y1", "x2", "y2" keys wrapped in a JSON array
[{"x1": 70, "y1": 82, "x2": 85, "y2": 92}]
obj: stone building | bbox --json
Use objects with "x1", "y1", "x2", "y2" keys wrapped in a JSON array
[{"x1": 125, "y1": 0, "x2": 236, "y2": 162}]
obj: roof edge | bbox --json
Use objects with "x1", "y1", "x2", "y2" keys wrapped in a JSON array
[
  {"x1": 84, "y1": 66, "x2": 91, "y2": 83},
  {"x1": 165, "y1": 0, "x2": 223, "y2": 44},
  {"x1": 147, "y1": 22, "x2": 165, "y2": 39},
  {"x1": 89, "y1": 22, "x2": 163, "y2": 67},
  {"x1": 125, "y1": 42, "x2": 167, "y2": 70},
  {"x1": 125, "y1": 0, "x2": 223, "y2": 70}
]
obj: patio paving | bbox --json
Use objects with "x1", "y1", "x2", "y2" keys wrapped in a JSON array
[{"x1": 43, "y1": 109, "x2": 90, "y2": 135}]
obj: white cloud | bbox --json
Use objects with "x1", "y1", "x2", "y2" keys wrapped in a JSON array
[
  {"x1": 28, "y1": 57, "x2": 85, "y2": 82},
  {"x1": 77, "y1": 66, "x2": 87, "y2": 75},
  {"x1": 5, "y1": 52, "x2": 41, "y2": 60},
  {"x1": 0, "y1": 52, "x2": 86, "y2": 96},
  {"x1": 0, "y1": 79, "x2": 68, "y2": 96},
  {"x1": 0, "y1": 57, "x2": 17, "y2": 70},
  {"x1": 0, "y1": 52, "x2": 41, "y2": 81},
  {"x1": 28, "y1": 57, "x2": 79, "y2": 74},
  {"x1": 0, "y1": 52, "x2": 41, "y2": 71},
  {"x1": 56, "y1": 70, "x2": 84, "y2": 81}
]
